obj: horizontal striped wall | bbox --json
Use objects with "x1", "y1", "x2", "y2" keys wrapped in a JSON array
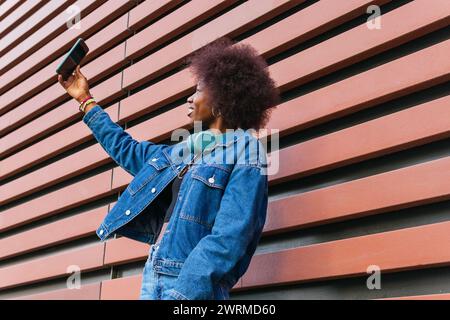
[{"x1": 0, "y1": 0, "x2": 449, "y2": 300}]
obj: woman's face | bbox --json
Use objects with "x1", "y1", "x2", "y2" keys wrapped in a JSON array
[{"x1": 187, "y1": 80, "x2": 215, "y2": 126}]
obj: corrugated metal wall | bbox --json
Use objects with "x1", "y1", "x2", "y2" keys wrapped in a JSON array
[{"x1": 0, "y1": 0, "x2": 449, "y2": 300}]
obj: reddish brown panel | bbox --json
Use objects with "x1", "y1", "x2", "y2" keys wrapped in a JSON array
[
  {"x1": 268, "y1": 44, "x2": 450, "y2": 184},
  {"x1": 122, "y1": 0, "x2": 302, "y2": 90},
  {"x1": 379, "y1": 293, "x2": 450, "y2": 300},
  {"x1": 0, "y1": 243, "x2": 105, "y2": 291},
  {"x1": 2, "y1": 0, "x2": 440, "y2": 181},
  {"x1": 1, "y1": 83, "x2": 65, "y2": 136},
  {"x1": 10, "y1": 282, "x2": 101, "y2": 300},
  {"x1": 101, "y1": 274, "x2": 142, "y2": 300},
  {"x1": 1, "y1": 123, "x2": 127, "y2": 210},
  {"x1": 0, "y1": 70, "x2": 123, "y2": 139},
  {"x1": 3, "y1": 0, "x2": 450, "y2": 230},
  {"x1": 118, "y1": 0, "x2": 450, "y2": 144},
  {"x1": 0, "y1": 0, "x2": 205, "y2": 116},
  {"x1": 242, "y1": 221, "x2": 450, "y2": 289},
  {"x1": 246, "y1": 0, "x2": 390, "y2": 59},
  {"x1": 3, "y1": 87, "x2": 449, "y2": 218},
  {"x1": 3, "y1": 155, "x2": 448, "y2": 267},
  {"x1": 120, "y1": 98, "x2": 193, "y2": 142},
  {"x1": 105, "y1": 0, "x2": 448, "y2": 119},
  {"x1": 0, "y1": 0, "x2": 102, "y2": 78},
  {"x1": 0, "y1": 103, "x2": 119, "y2": 189},
  {"x1": 0, "y1": 170, "x2": 113, "y2": 233},
  {"x1": 0, "y1": 0, "x2": 23, "y2": 21},
  {"x1": 83, "y1": 14, "x2": 131, "y2": 64},
  {"x1": 118, "y1": 67, "x2": 194, "y2": 122},
  {"x1": 0, "y1": 2, "x2": 448, "y2": 302},
  {"x1": 63, "y1": 221, "x2": 450, "y2": 297},
  {"x1": 100, "y1": 273, "x2": 241, "y2": 300},
  {"x1": 264, "y1": 0, "x2": 450, "y2": 92},
  {"x1": 103, "y1": 157, "x2": 450, "y2": 278},
  {"x1": 1, "y1": 0, "x2": 219, "y2": 149},
  {"x1": 0, "y1": 0, "x2": 42, "y2": 40},
  {"x1": 264, "y1": 156, "x2": 450, "y2": 234},
  {"x1": 266, "y1": 95, "x2": 450, "y2": 185},
  {"x1": 0, "y1": 15, "x2": 131, "y2": 116},
  {"x1": 82, "y1": 43, "x2": 127, "y2": 84},
  {"x1": 104, "y1": 237, "x2": 150, "y2": 266},
  {"x1": 1, "y1": 0, "x2": 362, "y2": 139},
  {"x1": 123, "y1": 0, "x2": 448, "y2": 93},
  {"x1": 0, "y1": 35, "x2": 127, "y2": 118},
  {"x1": 0, "y1": 0, "x2": 132, "y2": 96},
  {"x1": 271, "y1": 41, "x2": 450, "y2": 121},
  {"x1": 128, "y1": 0, "x2": 184, "y2": 32},
  {"x1": 3, "y1": 45, "x2": 450, "y2": 225},
  {"x1": 0, "y1": 0, "x2": 74, "y2": 56},
  {"x1": 126, "y1": 0, "x2": 241, "y2": 60},
  {"x1": 0, "y1": 205, "x2": 108, "y2": 261},
  {"x1": 111, "y1": 167, "x2": 133, "y2": 192}
]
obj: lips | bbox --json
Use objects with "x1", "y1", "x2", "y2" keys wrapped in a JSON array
[{"x1": 187, "y1": 106, "x2": 194, "y2": 117}]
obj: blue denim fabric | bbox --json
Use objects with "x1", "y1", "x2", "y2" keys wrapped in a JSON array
[
  {"x1": 83, "y1": 105, "x2": 268, "y2": 300},
  {"x1": 139, "y1": 244, "x2": 230, "y2": 300}
]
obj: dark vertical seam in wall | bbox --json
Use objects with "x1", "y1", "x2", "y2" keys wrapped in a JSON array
[
  {"x1": 109, "y1": 5, "x2": 135, "y2": 282},
  {"x1": 102, "y1": 241, "x2": 107, "y2": 273},
  {"x1": 99, "y1": 281, "x2": 103, "y2": 300}
]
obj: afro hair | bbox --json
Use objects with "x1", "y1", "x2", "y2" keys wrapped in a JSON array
[{"x1": 184, "y1": 36, "x2": 280, "y2": 131}]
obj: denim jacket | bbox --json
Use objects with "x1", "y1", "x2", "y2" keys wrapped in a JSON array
[{"x1": 82, "y1": 105, "x2": 268, "y2": 300}]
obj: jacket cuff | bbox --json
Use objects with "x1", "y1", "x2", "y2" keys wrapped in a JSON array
[{"x1": 82, "y1": 104, "x2": 103, "y2": 126}]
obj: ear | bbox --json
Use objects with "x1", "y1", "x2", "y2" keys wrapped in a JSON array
[{"x1": 212, "y1": 107, "x2": 221, "y2": 118}]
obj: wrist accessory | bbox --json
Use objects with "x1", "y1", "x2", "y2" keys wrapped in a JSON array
[
  {"x1": 79, "y1": 95, "x2": 92, "y2": 105},
  {"x1": 79, "y1": 97, "x2": 96, "y2": 112}
]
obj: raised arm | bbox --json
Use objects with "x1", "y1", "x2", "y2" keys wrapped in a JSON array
[
  {"x1": 82, "y1": 105, "x2": 167, "y2": 176},
  {"x1": 58, "y1": 65, "x2": 167, "y2": 176}
]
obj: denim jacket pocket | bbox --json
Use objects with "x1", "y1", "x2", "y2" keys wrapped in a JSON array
[
  {"x1": 179, "y1": 165, "x2": 230, "y2": 229},
  {"x1": 153, "y1": 258, "x2": 184, "y2": 276},
  {"x1": 190, "y1": 164, "x2": 229, "y2": 190},
  {"x1": 127, "y1": 156, "x2": 170, "y2": 195}
]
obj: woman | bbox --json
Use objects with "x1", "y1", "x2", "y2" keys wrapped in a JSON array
[{"x1": 59, "y1": 36, "x2": 279, "y2": 300}]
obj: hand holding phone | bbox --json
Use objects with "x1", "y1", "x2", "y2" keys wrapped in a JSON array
[
  {"x1": 57, "y1": 38, "x2": 92, "y2": 103},
  {"x1": 58, "y1": 65, "x2": 91, "y2": 103},
  {"x1": 56, "y1": 38, "x2": 89, "y2": 80}
]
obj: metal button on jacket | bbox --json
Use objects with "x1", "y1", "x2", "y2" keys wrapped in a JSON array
[
  {"x1": 125, "y1": 209, "x2": 131, "y2": 215},
  {"x1": 151, "y1": 187, "x2": 156, "y2": 193}
]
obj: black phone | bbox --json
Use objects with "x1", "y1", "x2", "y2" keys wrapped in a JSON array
[{"x1": 56, "y1": 38, "x2": 89, "y2": 80}]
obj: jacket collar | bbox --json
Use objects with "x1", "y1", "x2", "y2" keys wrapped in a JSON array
[
  {"x1": 165, "y1": 128, "x2": 248, "y2": 165},
  {"x1": 215, "y1": 128, "x2": 246, "y2": 147}
]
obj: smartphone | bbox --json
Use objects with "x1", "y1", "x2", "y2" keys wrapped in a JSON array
[{"x1": 56, "y1": 38, "x2": 89, "y2": 80}]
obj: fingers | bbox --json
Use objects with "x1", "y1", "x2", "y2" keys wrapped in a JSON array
[
  {"x1": 58, "y1": 74, "x2": 66, "y2": 87},
  {"x1": 76, "y1": 65, "x2": 85, "y2": 79}
]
